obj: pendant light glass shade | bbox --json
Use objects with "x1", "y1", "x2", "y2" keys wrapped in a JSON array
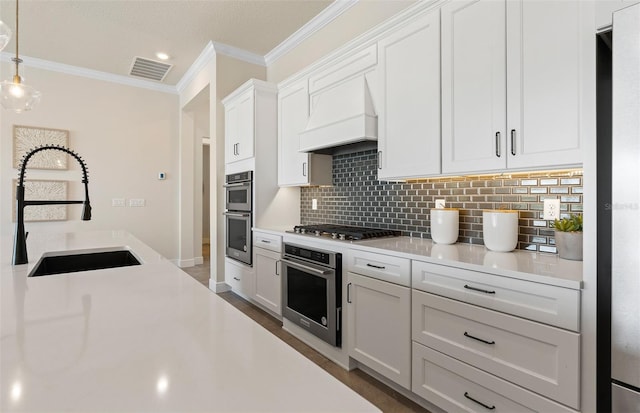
[
  {"x1": 0, "y1": 20, "x2": 11, "y2": 51},
  {"x1": 2, "y1": 0, "x2": 40, "y2": 113},
  {"x1": 0, "y1": 75, "x2": 41, "y2": 112}
]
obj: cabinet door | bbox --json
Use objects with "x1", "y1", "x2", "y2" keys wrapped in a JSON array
[
  {"x1": 225, "y1": 258, "x2": 255, "y2": 299},
  {"x1": 235, "y1": 89, "x2": 255, "y2": 161},
  {"x1": 278, "y1": 80, "x2": 311, "y2": 186},
  {"x1": 505, "y1": 0, "x2": 585, "y2": 169},
  {"x1": 347, "y1": 272, "x2": 411, "y2": 390},
  {"x1": 441, "y1": 0, "x2": 507, "y2": 174},
  {"x1": 224, "y1": 104, "x2": 239, "y2": 163},
  {"x1": 254, "y1": 248, "x2": 281, "y2": 316},
  {"x1": 377, "y1": 10, "x2": 441, "y2": 180}
]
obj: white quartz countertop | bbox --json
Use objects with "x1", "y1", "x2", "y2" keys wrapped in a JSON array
[
  {"x1": 1, "y1": 230, "x2": 379, "y2": 412},
  {"x1": 264, "y1": 229, "x2": 583, "y2": 290}
]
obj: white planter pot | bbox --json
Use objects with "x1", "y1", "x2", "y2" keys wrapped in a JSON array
[{"x1": 555, "y1": 231, "x2": 583, "y2": 261}]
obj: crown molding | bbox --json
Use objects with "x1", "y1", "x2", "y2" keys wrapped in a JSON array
[
  {"x1": 0, "y1": 52, "x2": 177, "y2": 94},
  {"x1": 175, "y1": 41, "x2": 216, "y2": 94},
  {"x1": 264, "y1": 0, "x2": 359, "y2": 66},
  {"x1": 212, "y1": 42, "x2": 265, "y2": 66}
]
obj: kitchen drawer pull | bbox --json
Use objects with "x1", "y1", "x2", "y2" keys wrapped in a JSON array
[
  {"x1": 510, "y1": 129, "x2": 516, "y2": 156},
  {"x1": 347, "y1": 283, "x2": 352, "y2": 303},
  {"x1": 464, "y1": 284, "x2": 496, "y2": 294},
  {"x1": 366, "y1": 263, "x2": 386, "y2": 270},
  {"x1": 495, "y1": 132, "x2": 501, "y2": 157},
  {"x1": 233, "y1": 277, "x2": 240, "y2": 281},
  {"x1": 464, "y1": 392, "x2": 496, "y2": 410},
  {"x1": 260, "y1": 239, "x2": 271, "y2": 244},
  {"x1": 464, "y1": 331, "x2": 495, "y2": 345}
]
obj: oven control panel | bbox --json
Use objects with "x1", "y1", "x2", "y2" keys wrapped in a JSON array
[{"x1": 284, "y1": 244, "x2": 335, "y2": 268}]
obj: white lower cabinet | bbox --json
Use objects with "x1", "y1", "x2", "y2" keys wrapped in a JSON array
[
  {"x1": 253, "y1": 232, "x2": 282, "y2": 316},
  {"x1": 412, "y1": 343, "x2": 578, "y2": 413},
  {"x1": 347, "y1": 271, "x2": 411, "y2": 389},
  {"x1": 412, "y1": 289, "x2": 580, "y2": 410},
  {"x1": 224, "y1": 258, "x2": 255, "y2": 299}
]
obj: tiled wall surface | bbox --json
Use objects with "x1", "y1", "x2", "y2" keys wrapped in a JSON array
[{"x1": 300, "y1": 150, "x2": 583, "y2": 253}]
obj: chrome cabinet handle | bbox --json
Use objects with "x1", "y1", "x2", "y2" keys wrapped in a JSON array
[
  {"x1": 510, "y1": 129, "x2": 516, "y2": 156},
  {"x1": 464, "y1": 284, "x2": 496, "y2": 294},
  {"x1": 377, "y1": 151, "x2": 382, "y2": 169},
  {"x1": 275, "y1": 260, "x2": 280, "y2": 276},
  {"x1": 495, "y1": 132, "x2": 501, "y2": 157},
  {"x1": 233, "y1": 276, "x2": 240, "y2": 281},
  {"x1": 464, "y1": 392, "x2": 495, "y2": 410},
  {"x1": 347, "y1": 282, "x2": 352, "y2": 303},
  {"x1": 366, "y1": 263, "x2": 386, "y2": 270},
  {"x1": 302, "y1": 162, "x2": 307, "y2": 177},
  {"x1": 260, "y1": 239, "x2": 271, "y2": 244},
  {"x1": 464, "y1": 331, "x2": 495, "y2": 345}
]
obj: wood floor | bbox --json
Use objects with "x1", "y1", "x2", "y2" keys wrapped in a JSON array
[{"x1": 181, "y1": 244, "x2": 431, "y2": 413}]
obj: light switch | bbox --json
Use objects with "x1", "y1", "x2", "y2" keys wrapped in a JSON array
[
  {"x1": 129, "y1": 198, "x2": 146, "y2": 207},
  {"x1": 435, "y1": 199, "x2": 446, "y2": 209},
  {"x1": 312, "y1": 199, "x2": 318, "y2": 210}
]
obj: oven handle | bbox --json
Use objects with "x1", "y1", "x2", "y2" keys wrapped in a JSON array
[
  {"x1": 223, "y1": 211, "x2": 251, "y2": 218},
  {"x1": 223, "y1": 182, "x2": 251, "y2": 188},
  {"x1": 281, "y1": 257, "x2": 331, "y2": 276}
]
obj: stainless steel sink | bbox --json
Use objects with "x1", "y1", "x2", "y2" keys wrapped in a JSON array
[{"x1": 29, "y1": 248, "x2": 141, "y2": 277}]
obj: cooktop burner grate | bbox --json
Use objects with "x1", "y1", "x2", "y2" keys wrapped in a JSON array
[{"x1": 292, "y1": 224, "x2": 401, "y2": 241}]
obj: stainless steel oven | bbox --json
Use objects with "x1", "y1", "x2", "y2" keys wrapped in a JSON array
[
  {"x1": 282, "y1": 243, "x2": 341, "y2": 347},
  {"x1": 224, "y1": 171, "x2": 253, "y2": 266},
  {"x1": 224, "y1": 171, "x2": 252, "y2": 212},
  {"x1": 223, "y1": 211, "x2": 252, "y2": 265}
]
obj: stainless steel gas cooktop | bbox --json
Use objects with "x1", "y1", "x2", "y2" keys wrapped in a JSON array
[{"x1": 291, "y1": 224, "x2": 401, "y2": 241}]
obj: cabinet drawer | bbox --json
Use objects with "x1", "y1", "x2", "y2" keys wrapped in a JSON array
[
  {"x1": 412, "y1": 342, "x2": 578, "y2": 413},
  {"x1": 254, "y1": 232, "x2": 282, "y2": 253},
  {"x1": 412, "y1": 290, "x2": 580, "y2": 409},
  {"x1": 412, "y1": 260, "x2": 580, "y2": 331},
  {"x1": 347, "y1": 249, "x2": 411, "y2": 286}
]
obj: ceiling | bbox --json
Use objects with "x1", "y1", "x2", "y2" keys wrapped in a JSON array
[{"x1": 0, "y1": 0, "x2": 334, "y2": 85}]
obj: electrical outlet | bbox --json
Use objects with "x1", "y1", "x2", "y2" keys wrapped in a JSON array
[
  {"x1": 312, "y1": 199, "x2": 318, "y2": 210},
  {"x1": 112, "y1": 198, "x2": 125, "y2": 207},
  {"x1": 543, "y1": 199, "x2": 561, "y2": 220},
  {"x1": 129, "y1": 198, "x2": 146, "y2": 207},
  {"x1": 435, "y1": 199, "x2": 446, "y2": 209}
]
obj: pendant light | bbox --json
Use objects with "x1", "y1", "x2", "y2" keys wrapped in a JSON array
[{"x1": 0, "y1": 0, "x2": 41, "y2": 113}]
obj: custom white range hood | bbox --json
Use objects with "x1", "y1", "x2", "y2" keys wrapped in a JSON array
[{"x1": 299, "y1": 76, "x2": 377, "y2": 154}]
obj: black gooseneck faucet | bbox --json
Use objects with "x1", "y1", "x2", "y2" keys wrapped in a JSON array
[{"x1": 13, "y1": 145, "x2": 92, "y2": 265}]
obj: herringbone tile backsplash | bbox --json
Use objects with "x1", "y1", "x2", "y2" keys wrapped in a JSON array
[{"x1": 300, "y1": 149, "x2": 583, "y2": 253}]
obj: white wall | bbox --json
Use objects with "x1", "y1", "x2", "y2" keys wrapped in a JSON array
[{"x1": 0, "y1": 63, "x2": 180, "y2": 259}]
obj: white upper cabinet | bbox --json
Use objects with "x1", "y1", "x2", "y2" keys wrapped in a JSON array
[
  {"x1": 377, "y1": 9, "x2": 441, "y2": 180},
  {"x1": 442, "y1": 0, "x2": 588, "y2": 175},
  {"x1": 277, "y1": 79, "x2": 332, "y2": 187},
  {"x1": 224, "y1": 87, "x2": 255, "y2": 164}
]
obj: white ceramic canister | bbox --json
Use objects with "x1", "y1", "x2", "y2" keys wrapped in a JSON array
[
  {"x1": 482, "y1": 210, "x2": 519, "y2": 252},
  {"x1": 430, "y1": 208, "x2": 459, "y2": 244}
]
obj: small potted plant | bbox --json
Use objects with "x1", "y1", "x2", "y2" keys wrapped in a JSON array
[{"x1": 552, "y1": 214, "x2": 583, "y2": 261}]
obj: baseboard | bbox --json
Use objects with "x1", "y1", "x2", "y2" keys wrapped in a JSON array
[
  {"x1": 194, "y1": 256, "x2": 204, "y2": 265},
  {"x1": 210, "y1": 280, "x2": 231, "y2": 293},
  {"x1": 178, "y1": 258, "x2": 195, "y2": 268}
]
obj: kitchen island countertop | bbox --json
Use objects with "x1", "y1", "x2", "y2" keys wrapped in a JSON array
[{"x1": 0, "y1": 230, "x2": 379, "y2": 412}]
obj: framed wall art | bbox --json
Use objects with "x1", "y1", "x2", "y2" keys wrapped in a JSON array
[
  {"x1": 13, "y1": 125, "x2": 69, "y2": 170},
  {"x1": 12, "y1": 180, "x2": 68, "y2": 222}
]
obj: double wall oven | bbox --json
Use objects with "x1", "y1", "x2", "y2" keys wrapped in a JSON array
[
  {"x1": 224, "y1": 171, "x2": 252, "y2": 266},
  {"x1": 282, "y1": 242, "x2": 342, "y2": 347}
]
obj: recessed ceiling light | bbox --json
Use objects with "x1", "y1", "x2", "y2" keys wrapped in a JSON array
[{"x1": 156, "y1": 52, "x2": 170, "y2": 60}]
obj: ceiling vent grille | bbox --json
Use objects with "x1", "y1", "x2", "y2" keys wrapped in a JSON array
[{"x1": 129, "y1": 57, "x2": 173, "y2": 82}]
